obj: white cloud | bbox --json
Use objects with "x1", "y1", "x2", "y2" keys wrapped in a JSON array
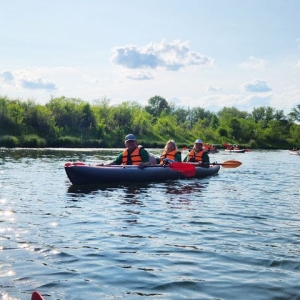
[
  {"x1": 111, "y1": 39, "x2": 215, "y2": 71},
  {"x1": 167, "y1": 91, "x2": 274, "y2": 114},
  {"x1": 126, "y1": 71, "x2": 154, "y2": 81},
  {"x1": 240, "y1": 94, "x2": 272, "y2": 109},
  {"x1": 21, "y1": 78, "x2": 57, "y2": 91},
  {"x1": 271, "y1": 84, "x2": 300, "y2": 113},
  {"x1": 0, "y1": 67, "x2": 80, "y2": 92},
  {"x1": 243, "y1": 79, "x2": 272, "y2": 93},
  {"x1": 1, "y1": 71, "x2": 15, "y2": 83},
  {"x1": 239, "y1": 56, "x2": 268, "y2": 70},
  {"x1": 15, "y1": 67, "x2": 79, "y2": 77},
  {"x1": 206, "y1": 85, "x2": 222, "y2": 92}
]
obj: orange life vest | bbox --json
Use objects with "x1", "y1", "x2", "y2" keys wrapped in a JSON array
[
  {"x1": 122, "y1": 146, "x2": 143, "y2": 165},
  {"x1": 187, "y1": 149, "x2": 205, "y2": 162},
  {"x1": 159, "y1": 149, "x2": 179, "y2": 164}
]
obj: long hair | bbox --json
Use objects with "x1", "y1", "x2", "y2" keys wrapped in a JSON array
[{"x1": 164, "y1": 140, "x2": 177, "y2": 152}]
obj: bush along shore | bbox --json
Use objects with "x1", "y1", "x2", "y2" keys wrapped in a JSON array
[{"x1": 0, "y1": 95, "x2": 299, "y2": 149}]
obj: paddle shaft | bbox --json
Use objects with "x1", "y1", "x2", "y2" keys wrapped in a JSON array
[
  {"x1": 206, "y1": 160, "x2": 242, "y2": 168},
  {"x1": 188, "y1": 160, "x2": 242, "y2": 168}
]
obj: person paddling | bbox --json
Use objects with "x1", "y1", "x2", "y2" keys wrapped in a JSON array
[{"x1": 183, "y1": 139, "x2": 210, "y2": 167}]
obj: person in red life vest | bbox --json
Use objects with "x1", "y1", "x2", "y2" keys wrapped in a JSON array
[
  {"x1": 159, "y1": 140, "x2": 182, "y2": 164},
  {"x1": 183, "y1": 139, "x2": 210, "y2": 167},
  {"x1": 106, "y1": 134, "x2": 150, "y2": 167}
]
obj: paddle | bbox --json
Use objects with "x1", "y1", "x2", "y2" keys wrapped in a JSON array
[
  {"x1": 188, "y1": 160, "x2": 242, "y2": 168},
  {"x1": 168, "y1": 162, "x2": 196, "y2": 177},
  {"x1": 31, "y1": 291, "x2": 45, "y2": 300},
  {"x1": 166, "y1": 160, "x2": 241, "y2": 177},
  {"x1": 207, "y1": 160, "x2": 242, "y2": 168}
]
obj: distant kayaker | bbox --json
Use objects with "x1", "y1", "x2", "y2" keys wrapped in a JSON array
[
  {"x1": 159, "y1": 140, "x2": 182, "y2": 164},
  {"x1": 105, "y1": 134, "x2": 150, "y2": 167},
  {"x1": 183, "y1": 139, "x2": 210, "y2": 167}
]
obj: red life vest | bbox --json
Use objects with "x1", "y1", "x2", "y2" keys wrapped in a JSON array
[
  {"x1": 159, "y1": 149, "x2": 179, "y2": 164},
  {"x1": 187, "y1": 149, "x2": 205, "y2": 162},
  {"x1": 122, "y1": 146, "x2": 143, "y2": 165}
]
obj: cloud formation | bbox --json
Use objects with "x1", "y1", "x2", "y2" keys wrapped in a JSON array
[
  {"x1": 206, "y1": 85, "x2": 222, "y2": 92},
  {"x1": 239, "y1": 56, "x2": 268, "y2": 70},
  {"x1": 21, "y1": 78, "x2": 57, "y2": 91},
  {"x1": 243, "y1": 79, "x2": 271, "y2": 93},
  {"x1": 1, "y1": 71, "x2": 15, "y2": 83},
  {"x1": 126, "y1": 71, "x2": 154, "y2": 80},
  {"x1": 1, "y1": 69, "x2": 59, "y2": 92},
  {"x1": 111, "y1": 39, "x2": 215, "y2": 71}
]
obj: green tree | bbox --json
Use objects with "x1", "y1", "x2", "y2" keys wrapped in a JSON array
[
  {"x1": 228, "y1": 117, "x2": 243, "y2": 141},
  {"x1": 218, "y1": 107, "x2": 250, "y2": 120},
  {"x1": 80, "y1": 103, "x2": 97, "y2": 133},
  {"x1": 153, "y1": 115, "x2": 178, "y2": 137},
  {"x1": 145, "y1": 95, "x2": 171, "y2": 118},
  {"x1": 217, "y1": 127, "x2": 228, "y2": 138},
  {"x1": 23, "y1": 101, "x2": 57, "y2": 137},
  {"x1": 288, "y1": 104, "x2": 300, "y2": 122},
  {"x1": 187, "y1": 107, "x2": 213, "y2": 128},
  {"x1": 289, "y1": 123, "x2": 300, "y2": 145},
  {"x1": 210, "y1": 114, "x2": 219, "y2": 129}
]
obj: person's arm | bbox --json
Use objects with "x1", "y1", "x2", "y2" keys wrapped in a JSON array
[
  {"x1": 140, "y1": 148, "x2": 150, "y2": 163},
  {"x1": 199, "y1": 152, "x2": 210, "y2": 168},
  {"x1": 202, "y1": 152, "x2": 210, "y2": 164},
  {"x1": 106, "y1": 152, "x2": 123, "y2": 165},
  {"x1": 138, "y1": 148, "x2": 151, "y2": 168}
]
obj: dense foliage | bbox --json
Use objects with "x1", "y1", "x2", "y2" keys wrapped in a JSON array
[{"x1": 0, "y1": 95, "x2": 299, "y2": 149}]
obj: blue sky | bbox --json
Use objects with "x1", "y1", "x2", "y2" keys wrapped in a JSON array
[{"x1": 1, "y1": 0, "x2": 300, "y2": 114}]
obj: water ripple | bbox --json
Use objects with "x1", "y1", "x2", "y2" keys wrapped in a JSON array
[{"x1": 1, "y1": 149, "x2": 300, "y2": 299}]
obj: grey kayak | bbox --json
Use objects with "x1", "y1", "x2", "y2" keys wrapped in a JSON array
[{"x1": 64, "y1": 163, "x2": 220, "y2": 185}]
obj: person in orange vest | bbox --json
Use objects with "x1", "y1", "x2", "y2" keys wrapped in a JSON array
[
  {"x1": 159, "y1": 140, "x2": 182, "y2": 164},
  {"x1": 205, "y1": 143, "x2": 211, "y2": 151},
  {"x1": 183, "y1": 139, "x2": 210, "y2": 167},
  {"x1": 107, "y1": 134, "x2": 150, "y2": 166}
]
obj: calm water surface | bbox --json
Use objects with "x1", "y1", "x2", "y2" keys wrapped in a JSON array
[{"x1": 0, "y1": 148, "x2": 299, "y2": 300}]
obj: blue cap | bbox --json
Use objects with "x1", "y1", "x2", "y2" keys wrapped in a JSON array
[
  {"x1": 194, "y1": 139, "x2": 203, "y2": 144},
  {"x1": 125, "y1": 134, "x2": 136, "y2": 141}
]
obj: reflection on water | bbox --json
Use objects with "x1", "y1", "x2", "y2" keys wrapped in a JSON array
[
  {"x1": 1, "y1": 148, "x2": 300, "y2": 300},
  {"x1": 67, "y1": 178, "x2": 208, "y2": 194},
  {"x1": 67, "y1": 182, "x2": 153, "y2": 194}
]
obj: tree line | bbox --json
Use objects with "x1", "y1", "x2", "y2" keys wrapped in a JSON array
[{"x1": 0, "y1": 95, "x2": 299, "y2": 149}]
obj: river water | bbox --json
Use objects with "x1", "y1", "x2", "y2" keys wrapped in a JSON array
[{"x1": 0, "y1": 148, "x2": 299, "y2": 300}]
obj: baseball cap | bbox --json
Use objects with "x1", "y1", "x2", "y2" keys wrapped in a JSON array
[
  {"x1": 125, "y1": 134, "x2": 136, "y2": 141},
  {"x1": 194, "y1": 139, "x2": 203, "y2": 144}
]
